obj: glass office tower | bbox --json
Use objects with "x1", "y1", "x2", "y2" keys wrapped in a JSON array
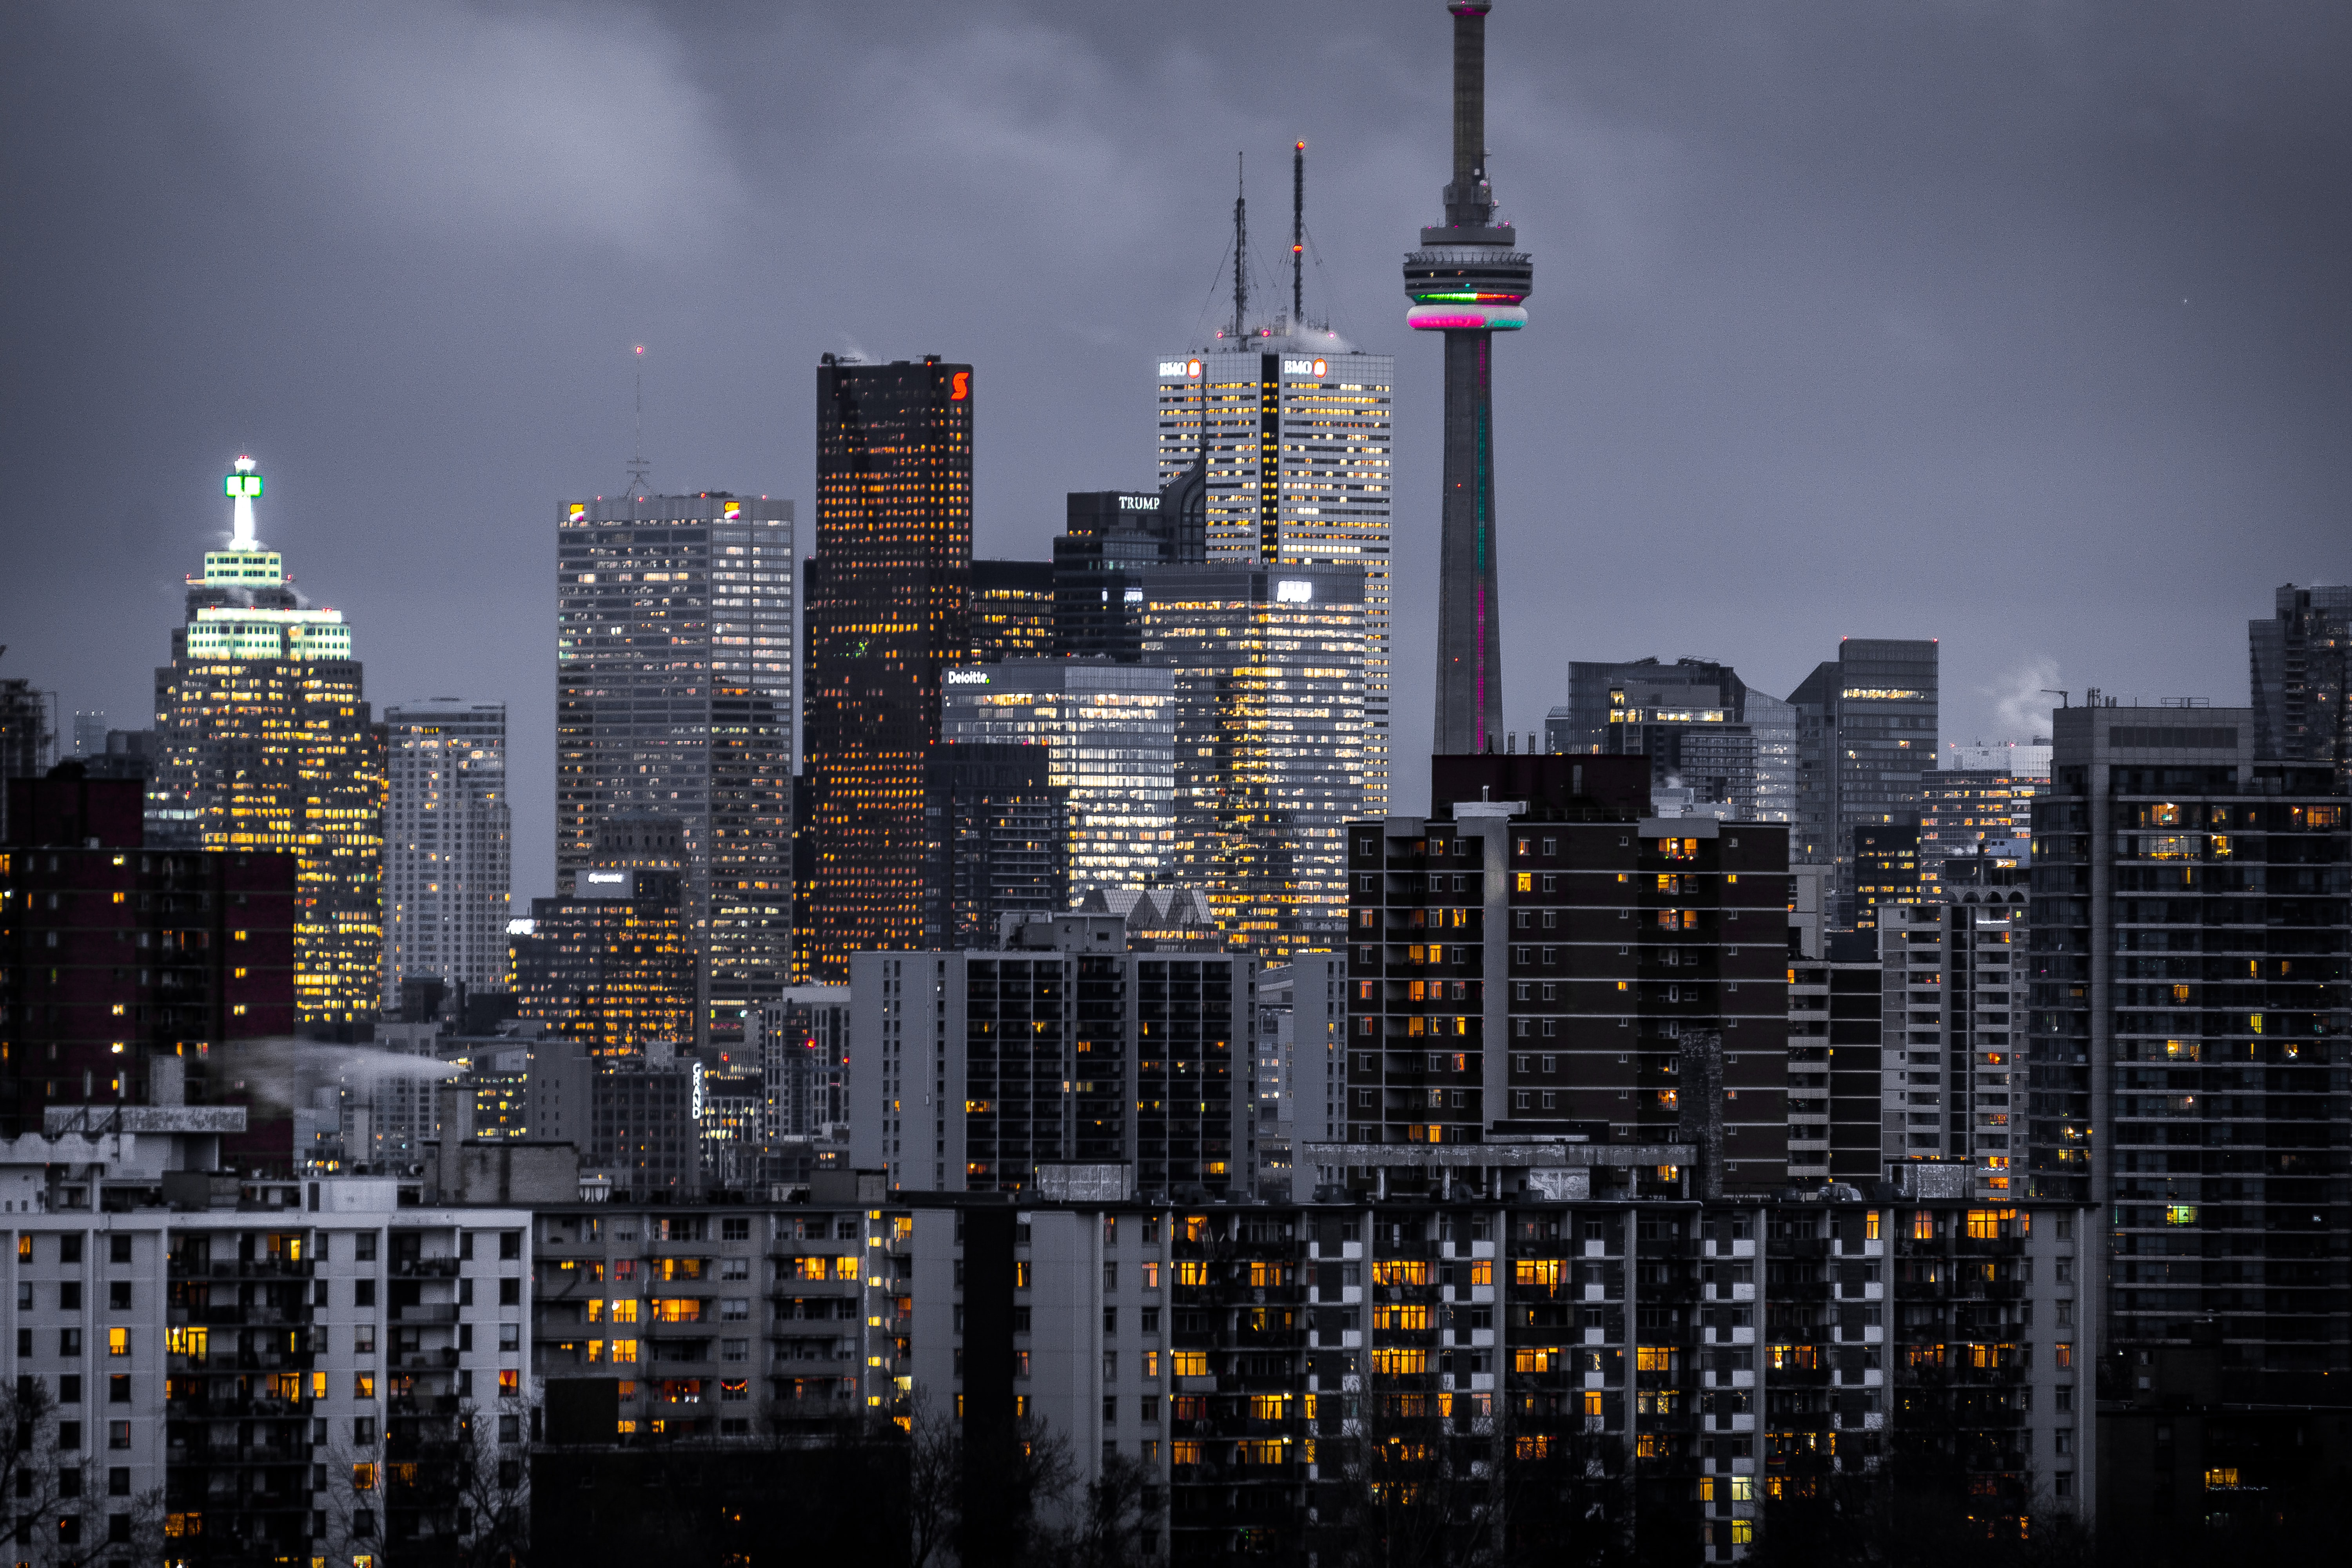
[
  {"x1": 1154, "y1": 345, "x2": 1392, "y2": 813},
  {"x1": 1140, "y1": 564, "x2": 1365, "y2": 960},
  {"x1": 939, "y1": 661, "x2": 1174, "y2": 903},
  {"x1": 803, "y1": 356, "x2": 974, "y2": 982},
  {"x1": 556, "y1": 491, "x2": 795, "y2": 1042}
]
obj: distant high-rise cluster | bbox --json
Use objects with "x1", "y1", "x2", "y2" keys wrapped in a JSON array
[{"x1": 9, "y1": 6, "x2": 2348, "y2": 1552}]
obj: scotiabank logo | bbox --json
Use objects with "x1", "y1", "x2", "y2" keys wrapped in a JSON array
[{"x1": 950, "y1": 372, "x2": 969, "y2": 401}]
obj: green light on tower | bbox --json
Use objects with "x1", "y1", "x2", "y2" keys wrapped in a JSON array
[{"x1": 226, "y1": 455, "x2": 262, "y2": 548}]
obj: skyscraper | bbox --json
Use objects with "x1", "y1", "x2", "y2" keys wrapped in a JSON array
[
  {"x1": 1546, "y1": 657, "x2": 1797, "y2": 824},
  {"x1": 969, "y1": 560, "x2": 1056, "y2": 663},
  {"x1": 939, "y1": 660, "x2": 1175, "y2": 902},
  {"x1": 1139, "y1": 564, "x2": 1365, "y2": 959},
  {"x1": 382, "y1": 701, "x2": 510, "y2": 1008},
  {"x1": 556, "y1": 490, "x2": 794, "y2": 1043},
  {"x1": 151, "y1": 457, "x2": 386, "y2": 1029},
  {"x1": 1054, "y1": 481, "x2": 1207, "y2": 662},
  {"x1": 1156, "y1": 143, "x2": 1394, "y2": 810},
  {"x1": 1787, "y1": 637, "x2": 1940, "y2": 923},
  {"x1": 921, "y1": 742, "x2": 1067, "y2": 949},
  {"x1": 2249, "y1": 581, "x2": 2351, "y2": 779},
  {"x1": 804, "y1": 355, "x2": 974, "y2": 981},
  {"x1": 1405, "y1": 0, "x2": 1532, "y2": 756},
  {"x1": 2028, "y1": 707, "x2": 2350, "y2": 1371}
]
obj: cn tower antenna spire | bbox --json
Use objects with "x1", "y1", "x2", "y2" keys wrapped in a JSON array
[{"x1": 1407, "y1": 0, "x2": 1531, "y2": 757}]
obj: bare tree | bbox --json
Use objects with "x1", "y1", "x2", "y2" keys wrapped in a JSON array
[
  {"x1": 448, "y1": 1401, "x2": 531, "y2": 1568},
  {"x1": 905, "y1": 1388, "x2": 962, "y2": 1568},
  {"x1": 0, "y1": 1379, "x2": 166, "y2": 1568}
]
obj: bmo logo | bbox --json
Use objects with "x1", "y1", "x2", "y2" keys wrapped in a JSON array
[
  {"x1": 1158, "y1": 360, "x2": 1204, "y2": 378},
  {"x1": 1281, "y1": 358, "x2": 1328, "y2": 378}
]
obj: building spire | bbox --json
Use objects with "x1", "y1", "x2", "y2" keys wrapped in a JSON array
[
  {"x1": 1230, "y1": 153, "x2": 1249, "y2": 342},
  {"x1": 626, "y1": 344, "x2": 652, "y2": 500},
  {"x1": 1292, "y1": 140, "x2": 1306, "y2": 327},
  {"x1": 225, "y1": 455, "x2": 262, "y2": 549}
]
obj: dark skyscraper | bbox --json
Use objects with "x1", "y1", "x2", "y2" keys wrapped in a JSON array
[
  {"x1": 2249, "y1": 582, "x2": 2350, "y2": 780},
  {"x1": 1788, "y1": 637, "x2": 1940, "y2": 922},
  {"x1": 968, "y1": 559, "x2": 1056, "y2": 664},
  {"x1": 805, "y1": 355, "x2": 974, "y2": 982},
  {"x1": 1406, "y1": 1, "x2": 1532, "y2": 755},
  {"x1": 1053, "y1": 479, "x2": 1206, "y2": 662},
  {"x1": 922, "y1": 742, "x2": 1067, "y2": 949}
]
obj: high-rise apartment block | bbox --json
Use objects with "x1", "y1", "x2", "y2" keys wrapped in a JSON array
[
  {"x1": 848, "y1": 917, "x2": 1257, "y2": 1198},
  {"x1": 969, "y1": 560, "x2": 1055, "y2": 663},
  {"x1": 1849, "y1": 823, "x2": 1921, "y2": 929},
  {"x1": 1787, "y1": 639, "x2": 1940, "y2": 921},
  {"x1": 2028, "y1": 706, "x2": 2350, "y2": 1370},
  {"x1": 804, "y1": 356, "x2": 973, "y2": 981},
  {"x1": 1142, "y1": 564, "x2": 1365, "y2": 960},
  {"x1": 1875, "y1": 856, "x2": 2028, "y2": 1194},
  {"x1": 750, "y1": 987, "x2": 850, "y2": 1141},
  {"x1": 940, "y1": 661, "x2": 1175, "y2": 902},
  {"x1": 1918, "y1": 766, "x2": 2041, "y2": 897},
  {"x1": 921, "y1": 742, "x2": 1066, "y2": 948},
  {"x1": 1154, "y1": 348, "x2": 1393, "y2": 812},
  {"x1": 556, "y1": 491, "x2": 794, "y2": 1043},
  {"x1": 381, "y1": 701, "x2": 510, "y2": 1009},
  {"x1": 2249, "y1": 582, "x2": 2351, "y2": 779},
  {"x1": 149, "y1": 457, "x2": 385, "y2": 1029},
  {"x1": 1338, "y1": 756, "x2": 1792, "y2": 1194},
  {"x1": 1549, "y1": 658, "x2": 1797, "y2": 824}
]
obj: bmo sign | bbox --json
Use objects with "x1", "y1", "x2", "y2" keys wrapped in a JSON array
[
  {"x1": 1158, "y1": 360, "x2": 1204, "y2": 378},
  {"x1": 1281, "y1": 358, "x2": 1328, "y2": 378}
]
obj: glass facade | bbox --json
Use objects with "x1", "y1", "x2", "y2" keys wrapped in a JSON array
[
  {"x1": 1155, "y1": 348, "x2": 1393, "y2": 814},
  {"x1": 509, "y1": 874, "x2": 695, "y2": 1055},
  {"x1": 556, "y1": 493, "x2": 795, "y2": 1042},
  {"x1": 382, "y1": 702, "x2": 510, "y2": 1007},
  {"x1": 1139, "y1": 565, "x2": 1365, "y2": 960},
  {"x1": 939, "y1": 661, "x2": 1174, "y2": 903},
  {"x1": 1788, "y1": 639, "x2": 1940, "y2": 922},
  {"x1": 804, "y1": 358, "x2": 973, "y2": 982}
]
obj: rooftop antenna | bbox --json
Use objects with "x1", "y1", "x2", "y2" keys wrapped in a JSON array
[
  {"x1": 1292, "y1": 140, "x2": 1305, "y2": 328},
  {"x1": 625, "y1": 345, "x2": 651, "y2": 500},
  {"x1": 1231, "y1": 153, "x2": 1249, "y2": 342}
]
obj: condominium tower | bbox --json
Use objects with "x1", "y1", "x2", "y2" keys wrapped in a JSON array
[
  {"x1": 804, "y1": 355, "x2": 973, "y2": 981},
  {"x1": 1787, "y1": 638, "x2": 1940, "y2": 922},
  {"x1": 555, "y1": 491, "x2": 795, "y2": 1042},
  {"x1": 381, "y1": 701, "x2": 510, "y2": 1007},
  {"x1": 150, "y1": 456, "x2": 385, "y2": 1027},
  {"x1": 2027, "y1": 707, "x2": 2350, "y2": 1370}
]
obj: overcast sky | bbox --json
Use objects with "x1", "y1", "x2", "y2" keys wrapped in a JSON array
[{"x1": 6, "y1": 0, "x2": 2348, "y2": 900}]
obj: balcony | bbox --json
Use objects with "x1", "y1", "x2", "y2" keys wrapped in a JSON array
[
  {"x1": 393, "y1": 1258, "x2": 462, "y2": 1278},
  {"x1": 391, "y1": 1304, "x2": 461, "y2": 1325},
  {"x1": 390, "y1": 1349, "x2": 461, "y2": 1371}
]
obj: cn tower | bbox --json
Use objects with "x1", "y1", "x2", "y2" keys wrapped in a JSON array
[{"x1": 1406, "y1": 0, "x2": 1532, "y2": 755}]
